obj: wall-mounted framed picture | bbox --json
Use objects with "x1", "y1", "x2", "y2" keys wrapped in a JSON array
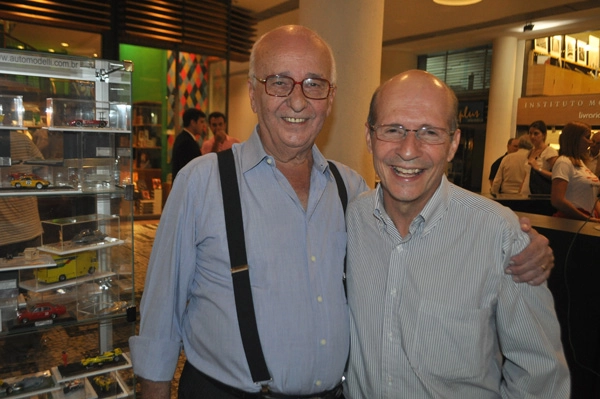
[
  {"x1": 588, "y1": 35, "x2": 599, "y2": 69},
  {"x1": 550, "y1": 35, "x2": 562, "y2": 58},
  {"x1": 534, "y1": 37, "x2": 549, "y2": 54},
  {"x1": 577, "y1": 40, "x2": 587, "y2": 66},
  {"x1": 565, "y1": 35, "x2": 576, "y2": 62}
]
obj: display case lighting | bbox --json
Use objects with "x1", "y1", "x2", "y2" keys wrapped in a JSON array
[{"x1": 433, "y1": 0, "x2": 481, "y2": 5}]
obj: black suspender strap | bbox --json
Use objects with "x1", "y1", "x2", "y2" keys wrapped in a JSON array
[
  {"x1": 216, "y1": 152, "x2": 349, "y2": 385},
  {"x1": 327, "y1": 161, "x2": 349, "y2": 295},
  {"x1": 327, "y1": 161, "x2": 348, "y2": 212},
  {"x1": 217, "y1": 149, "x2": 271, "y2": 384}
]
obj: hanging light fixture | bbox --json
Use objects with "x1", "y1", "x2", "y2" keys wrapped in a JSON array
[{"x1": 433, "y1": 0, "x2": 482, "y2": 5}]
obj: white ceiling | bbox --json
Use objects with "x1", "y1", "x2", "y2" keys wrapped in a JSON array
[{"x1": 5, "y1": 0, "x2": 600, "y2": 57}]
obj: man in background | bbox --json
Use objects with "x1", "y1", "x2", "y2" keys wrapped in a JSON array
[
  {"x1": 489, "y1": 137, "x2": 519, "y2": 186},
  {"x1": 170, "y1": 108, "x2": 206, "y2": 181},
  {"x1": 585, "y1": 131, "x2": 600, "y2": 177},
  {"x1": 201, "y1": 111, "x2": 240, "y2": 154},
  {"x1": 491, "y1": 134, "x2": 533, "y2": 194},
  {"x1": 0, "y1": 130, "x2": 44, "y2": 258}
]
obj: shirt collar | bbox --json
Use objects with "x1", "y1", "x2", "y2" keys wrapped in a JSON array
[
  {"x1": 372, "y1": 175, "x2": 452, "y2": 238},
  {"x1": 238, "y1": 125, "x2": 330, "y2": 177}
]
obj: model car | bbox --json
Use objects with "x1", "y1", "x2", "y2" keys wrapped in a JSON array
[
  {"x1": 63, "y1": 379, "x2": 84, "y2": 394},
  {"x1": 72, "y1": 229, "x2": 108, "y2": 244},
  {"x1": 98, "y1": 300, "x2": 129, "y2": 315},
  {"x1": 5, "y1": 376, "x2": 45, "y2": 394},
  {"x1": 16, "y1": 302, "x2": 67, "y2": 324},
  {"x1": 68, "y1": 119, "x2": 107, "y2": 128},
  {"x1": 81, "y1": 347, "x2": 123, "y2": 367},
  {"x1": 93, "y1": 375, "x2": 115, "y2": 392},
  {"x1": 9, "y1": 173, "x2": 50, "y2": 189}
]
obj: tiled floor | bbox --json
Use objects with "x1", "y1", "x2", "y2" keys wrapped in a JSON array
[{"x1": 0, "y1": 220, "x2": 186, "y2": 398}]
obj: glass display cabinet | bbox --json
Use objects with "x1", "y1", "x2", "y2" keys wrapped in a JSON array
[{"x1": 0, "y1": 48, "x2": 136, "y2": 398}]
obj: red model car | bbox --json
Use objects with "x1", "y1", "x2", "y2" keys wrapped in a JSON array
[
  {"x1": 68, "y1": 119, "x2": 107, "y2": 128},
  {"x1": 16, "y1": 302, "x2": 67, "y2": 324}
]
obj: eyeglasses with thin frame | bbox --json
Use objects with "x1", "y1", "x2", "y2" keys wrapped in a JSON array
[
  {"x1": 254, "y1": 75, "x2": 334, "y2": 100},
  {"x1": 368, "y1": 123, "x2": 454, "y2": 145}
]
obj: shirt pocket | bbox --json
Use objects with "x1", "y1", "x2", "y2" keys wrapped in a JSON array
[{"x1": 411, "y1": 300, "x2": 494, "y2": 381}]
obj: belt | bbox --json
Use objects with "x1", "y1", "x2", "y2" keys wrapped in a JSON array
[{"x1": 199, "y1": 367, "x2": 343, "y2": 399}]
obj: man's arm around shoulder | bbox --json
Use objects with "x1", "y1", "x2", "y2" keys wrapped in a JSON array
[{"x1": 506, "y1": 217, "x2": 554, "y2": 286}]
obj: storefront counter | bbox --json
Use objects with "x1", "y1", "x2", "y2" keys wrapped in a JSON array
[
  {"x1": 516, "y1": 212, "x2": 600, "y2": 398},
  {"x1": 485, "y1": 193, "x2": 555, "y2": 216}
]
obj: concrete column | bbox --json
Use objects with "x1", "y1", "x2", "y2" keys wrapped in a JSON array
[
  {"x1": 299, "y1": 0, "x2": 384, "y2": 187},
  {"x1": 482, "y1": 36, "x2": 519, "y2": 193},
  {"x1": 511, "y1": 40, "x2": 526, "y2": 131}
]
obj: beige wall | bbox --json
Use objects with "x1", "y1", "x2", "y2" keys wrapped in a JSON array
[{"x1": 381, "y1": 49, "x2": 418, "y2": 83}]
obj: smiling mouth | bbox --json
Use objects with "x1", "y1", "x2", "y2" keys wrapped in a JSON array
[
  {"x1": 283, "y1": 117, "x2": 308, "y2": 123},
  {"x1": 392, "y1": 166, "x2": 423, "y2": 177}
]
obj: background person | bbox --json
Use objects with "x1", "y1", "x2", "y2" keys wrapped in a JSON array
[
  {"x1": 201, "y1": 111, "x2": 240, "y2": 154},
  {"x1": 551, "y1": 121, "x2": 600, "y2": 222},
  {"x1": 488, "y1": 137, "x2": 519, "y2": 186},
  {"x1": 170, "y1": 108, "x2": 206, "y2": 181},
  {"x1": 491, "y1": 134, "x2": 533, "y2": 195},
  {"x1": 527, "y1": 120, "x2": 558, "y2": 195},
  {"x1": 584, "y1": 131, "x2": 600, "y2": 178},
  {"x1": 130, "y1": 25, "x2": 554, "y2": 399},
  {"x1": 345, "y1": 70, "x2": 569, "y2": 399},
  {"x1": 0, "y1": 131, "x2": 44, "y2": 258}
]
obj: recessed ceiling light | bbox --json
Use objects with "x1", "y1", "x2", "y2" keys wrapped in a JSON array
[
  {"x1": 433, "y1": 0, "x2": 482, "y2": 5},
  {"x1": 48, "y1": 49, "x2": 55, "y2": 53},
  {"x1": 61, "y1": 42, "x2": 69, "y2": 47}
]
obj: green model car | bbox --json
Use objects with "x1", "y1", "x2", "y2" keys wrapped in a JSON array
[{"x1": 80, "y1": 348, "x2": 123, "y2": 367}]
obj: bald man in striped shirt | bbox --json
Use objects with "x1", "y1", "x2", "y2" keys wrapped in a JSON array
[{"x1": 345, "y1": 70, "x2": 569, "y2": 398}]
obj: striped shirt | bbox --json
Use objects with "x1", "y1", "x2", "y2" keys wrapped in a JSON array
[
  {"x1": 0, "y1": 131, "x2": 43, "y2": 246},
  {"x1": 345, "y1": 176, "x2": 570, "y2": 398}
]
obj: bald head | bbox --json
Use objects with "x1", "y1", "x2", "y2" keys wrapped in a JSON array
[
  {"x1": 248, "y1": 25, "x2": 337, "y2": 85},
  {"x1": 367, "y1": 70, "x2": 458, "y2": 132}
]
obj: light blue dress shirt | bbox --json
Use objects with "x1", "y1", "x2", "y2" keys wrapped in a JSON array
[
  {"x1": 130, "y1": 128, "x2": 368, "y2": 395},
  {"x1": 345, "y1": 177, "x2": 570, "y2": 398}
]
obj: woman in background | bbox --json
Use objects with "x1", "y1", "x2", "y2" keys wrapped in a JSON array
[
  {"x1": 527, "y1": 120, "x2": 558, "y2": 194},
  {"x1": 551, "y1": 121, "x2": 600, "y2": 222}
]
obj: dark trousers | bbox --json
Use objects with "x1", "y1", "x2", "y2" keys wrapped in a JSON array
[
  {"x1": 178, "y1": 361, "x2": 243, "y2": 399},
  {"x1": 178, "y1": 361, "x2": 345, "y2": 399}
]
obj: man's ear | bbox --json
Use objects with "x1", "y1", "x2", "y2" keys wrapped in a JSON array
[
  {"x1": 447, "y1": 129, "x2": 461, "y2": 162},
  {"x1": 248, "y1": 79, "x2": 258, "y2": 113},
  {"x1": 365, "y1": 124, "x2": 374, "y2": 154}
]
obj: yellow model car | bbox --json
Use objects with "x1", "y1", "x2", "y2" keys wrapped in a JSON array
[
  {"x1": 10, "y1": 174, "x2": 50, "y2": 189},
  {"x1": 80, "y1": 348, "x2": 123, "y2": 367},
  {"x1": 93, "y1": 375, "x2": 115, "y2": 392}
]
